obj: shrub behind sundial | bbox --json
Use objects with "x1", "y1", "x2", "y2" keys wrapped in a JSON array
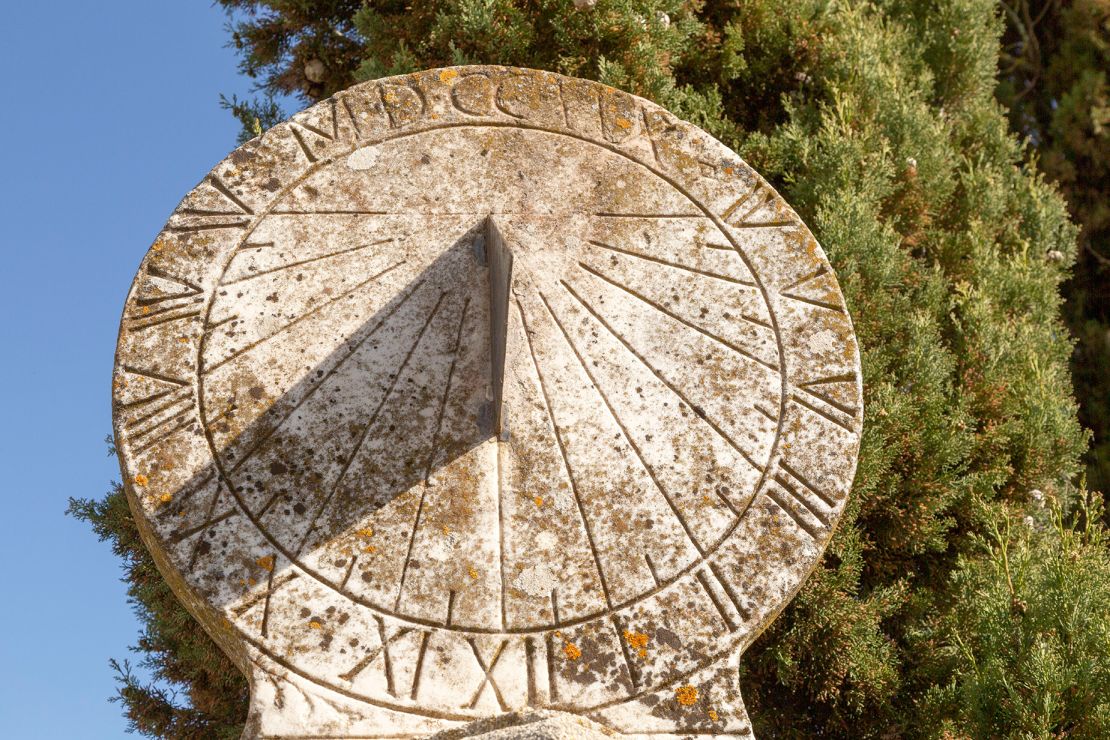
[{"x1": 113, "y1": 66, "x2": 862, "y2": 739}]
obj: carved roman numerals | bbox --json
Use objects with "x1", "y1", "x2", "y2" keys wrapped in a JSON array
[
  {"x1": 124, "y1": 266, "x2": 204, "y2": 332},
  {"x1": 695, "y1": 562, "x2": 750, "y2": 631},
  {"x1": 720, "y1": 181, "x2": 795, "y2": 229},
  {"x1": 169, "y1": 174, "x2": 253, "y2": 232},
  {"x1": 116, "y1": 366, "x2": 196, "y2": 453},
  {"x1": 765, "y1": 460, "x2": 839, "y2": 540},
  {"x1": 778, "y1": 265, "x2": 845, "y2": 314},
  {"x1": 338, "y1": 616, "x2": 431, "y2": 701},
  {"x1": 791, "y1": 372, "x2": 860, "y2": 432}
]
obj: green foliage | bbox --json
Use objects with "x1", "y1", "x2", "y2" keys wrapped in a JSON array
[
  {"x1": 922, "y1": 496, "x2": 1110, "y2": 738},
  {"x1": 67, "y1": 485, "x2": 248, "y2": 738},
  {"x1": 74, "y1": 0, "x2": 1108, "y2": 736},
  {"x1": 997, "y1": 0, "x2": 1110, "y2": 501}
]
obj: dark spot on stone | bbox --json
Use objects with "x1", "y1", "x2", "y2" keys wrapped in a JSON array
[
  {"x1": 420, "y1": 154, "x2": 431, "y2": 164},
  {"x1": 249, "y1": 386, "x2": 265, "y2": 400},
  {"x1": 263, "y1": 177, "x2": 281, "y2": 192},
  {"x1": 269, "y1": 461, "x2": 288, "y2": 475},
  {"x1": 299, "y1": 607, "x2": 311, "y2": 618},
  {"x1": 293, "y1": 502, "x2": 306, "y2": 515},
  {"x1": 655, "y1": 627, "x2": 682, "y2": 650}
]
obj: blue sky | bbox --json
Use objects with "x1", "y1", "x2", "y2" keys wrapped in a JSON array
[{"x1": 0, "y1": 3, "x2": 292, "y2": 735}]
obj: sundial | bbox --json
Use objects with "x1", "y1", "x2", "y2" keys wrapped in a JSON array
[{"x1": 114, "y1": 67, "x2": 862, "y2": 739}]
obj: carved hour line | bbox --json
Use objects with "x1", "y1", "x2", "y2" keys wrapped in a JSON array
[
  {"x1": 125, "y1": 392, "x2": 192, "y2": 436},
  {"x1": 540, "y1": 289, "x2": 707, "y2": 558},
  {"x1": 259, "y1": 553, "x2": 280, "y2": 637},
  {"x1": 779, "y1": 266, "x2": 844, "y2": 313},
  {"x1": 525, "y1": 636, "x2": 539, "y2": 706},
  {"x1": 765, "y1": 462, "x2": 835, "y2": 540},
  {"x1": 230, "y1": 570, "x2": 297, "y2": 620},
  {"x1": 593, "y1": 212, "x2": 702, "y2": 219},
  {"x1": 720, "y1": 182, "x2": 762, "y2": 222},
  {"x1": 797, "y1": 374, "x2": 859, "y2": 417},
  {"x1": 791, "y1": 393, "x2": 854, "y2": 432},
  {"x1": 127, "y1": 297, "x2": 204, "y2": 321},
  {"x1": 340, "y1": 96, "x2": 363, "y2": 138},
  {"x1": 203, "y1": 260, "x2": 407, "y2": 375},
  {"x1": 446, "y1": 590, "x2": 457, "y2": 627},
  {"x1": 701, "y1": 241, "x2": 735, "y2": 250},
  {"x1": 220, "y1": 238, "x2": 395, "y2": 287},
  {"x1": 755, "y1": 403, "x2": 779, "y2": 422},
  {"x1": 515, "y1": 297, "x2": 614, "y2": 610},
  {"x1": 586, "y1": 240, "x2": 757, "y2": 287},
  {"x1": 239, "y1": 241, "x2": 275, "y2": 250},
  {"x1": 220, "y1": 279, "x2": 427, "y2": 483},
  {"x1": 577, "y1": 262, "x2": 780, "y2": 373},
  {"x1": 410, "y1": 630, "x2": 431, "y2": 701},
  {"x1": 612, "y1": 616, "x2": 643, "y2": 690},
  {"x1": 155, "y1": 469, "x2": 217, "y2": 519},
  {"x1": 561, "y1": 280, "x2": 766, "y2": 474},
  {"x1": 497, "y1": 432, "x2": 507, "y2": 631},
  {"x1": 209, "y1": 176, "x2": 255, "y2": 215},
  {"x1": 395, "y1": 299, "x2": 470, "y2": 613},
  {"x1": 133, "y1": 415, "x2": 196, "y2": 454},
  {"x1": 708, "y1": 561, "x2": 751, "y2": 620},
  {"x1": 167, "y1": 219, "x2": 250, "y2": 232},
  {"x1": 289, "y1": 126, "x2": 320, "y2": 163},
  {"x1": 464, "y1": 638, "x2": 510, "y2": 711},
  {"x1": 169, "y1": 506, "x2": 236, "y2": 545},
  {"x1": 268, "y1": 208, "x2": 391, "y2": 216},
  {"x1": 127, "y1": 310, "x2": 203, "y2": 332},
  {"x1": 203, "y1": 314, "x2": 237, "y2": 333},
  {"x1": 295, "y1": 292, "x2": 449, "y2": 556},
  {"x1": 338, "y1": 616, "x2": 411, "y2": 688},
  {"x1": 340, "y1": 553, "x2": 358, "y2": 590},
  {"x1": 121, "y1": 365, "x2": 188, "y2": 387},
  {"x1": 550, "y1": 588, "x2": 560, "y2": 624},
  {"x1": 136, "y1": 267, "x2": 203, "y2": 305},
  {"x1": 777, "y1": 460, "x2": 837, "y2": 508},
  {"x1": 546, "y1": 632, "x2": 560, "y2": 702},
  {"x1": 715, "y1": 488, "x2": 740, "y2": 516},
  {"x1": 644, "y1": 553, "x2": 661, "y2": 587}
]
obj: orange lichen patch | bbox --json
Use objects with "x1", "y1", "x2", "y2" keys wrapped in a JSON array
[
  {"x1": 248, "y1": 577, "x2": 257, "y2": 586},
  {"x1": 675, "y1": 685, "x2": 698, "y2": 706},
  {"x1": 151, "y1": 240, "x2": 165, "y2": 252},
  {"x1": 356, "y1": 527, "x2": 374, "y2": 538},
  {"x1": 623, "y1": 630, "x2": 650, "y2": 658},
  {"x1": 468, "y1": 567, "x2": 479, "y2": 580},
  {"x1": 615, "y1": 117, "x2": 632, "y2": 130},
  {"x1": 439, "y1": 69, "x2": 458, "y2": 83},
  {"x1": 256, "y1": 555, "x2": 275, "y2": 572},
  {"x1": 177, "y1": 336, "x2": 190, "y2": 343},
  {"x1": 133, "y1": 474, "x2": 149, "y2": 486},
  {"x1": 158, "y1": 492, "x2": 173, "y2": 504},
  {"x1": 362, "y1": 545, "x2": 376, "y2": 553},
  {"x1": 442, "y1": 525, "x2": 451, "y2": 535},
  {"x1": 708, "y1": 709, "x2": 719, "y2": 722},
  {"x1": 563, "y1": 642, "x2": 582, "y2": 661},
  {"x1": 533, "y1": 495, "x2": 544, "y2": 507},
  {"x1": 308, "y1": 620, "x2": 322, "y2": 630}
]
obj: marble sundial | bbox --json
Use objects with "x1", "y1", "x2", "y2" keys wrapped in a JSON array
[{"x1": 113, "y1": 66, "x2": 862, "y2": 739}]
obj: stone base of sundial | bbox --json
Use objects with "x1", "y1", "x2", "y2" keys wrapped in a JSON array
[{"x1": 113, "y1": 66, "x2": 862, "y2": 739}]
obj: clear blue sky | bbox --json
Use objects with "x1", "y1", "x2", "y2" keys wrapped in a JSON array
[{"x1": 0, "y1": 3, "x2": 291, "y2": 736}]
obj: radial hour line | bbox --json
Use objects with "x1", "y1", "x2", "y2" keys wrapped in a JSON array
[
  {"x1": 220, "y1": 238, "x2": 394, "y2": 287},
  {"x1": 561, "y1": 279, "x2": 766, "y2": 475},
  {"x1": 295, "y1": 291, "x2": 449, "y2": 557},
  {"x1": 394, "y1": 299, "x2": 471, "y2": 613},
  {"x1": 586, "y1": 239, "x2": 757, "y2": 287},
  {"x1": 486, "y1": 216, "x2": 513, "y2": 439}
]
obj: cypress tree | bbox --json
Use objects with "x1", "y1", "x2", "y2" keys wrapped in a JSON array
[{"x1": 71, "y1": 1, "x2": 1110, "y2": 736}]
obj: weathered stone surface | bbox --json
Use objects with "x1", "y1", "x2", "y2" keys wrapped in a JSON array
[
  {"x1": 113, "y1": 66, "x2": 862, "y2": 739},
  {"x1": 428, "y1": 710, "x2": 614, "y2": 739}
]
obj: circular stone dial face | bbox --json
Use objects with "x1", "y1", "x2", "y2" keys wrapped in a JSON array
[{"x1": 114, "y1": 67, "x2": 862, "y2": 723}]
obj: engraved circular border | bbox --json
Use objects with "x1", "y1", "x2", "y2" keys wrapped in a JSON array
[
  {"x1": 115, "y1": 66, "x2": 863, "y2": 719},
  {"x1": 196, "y1": 121, "x2": 788, "y2": 636}
]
